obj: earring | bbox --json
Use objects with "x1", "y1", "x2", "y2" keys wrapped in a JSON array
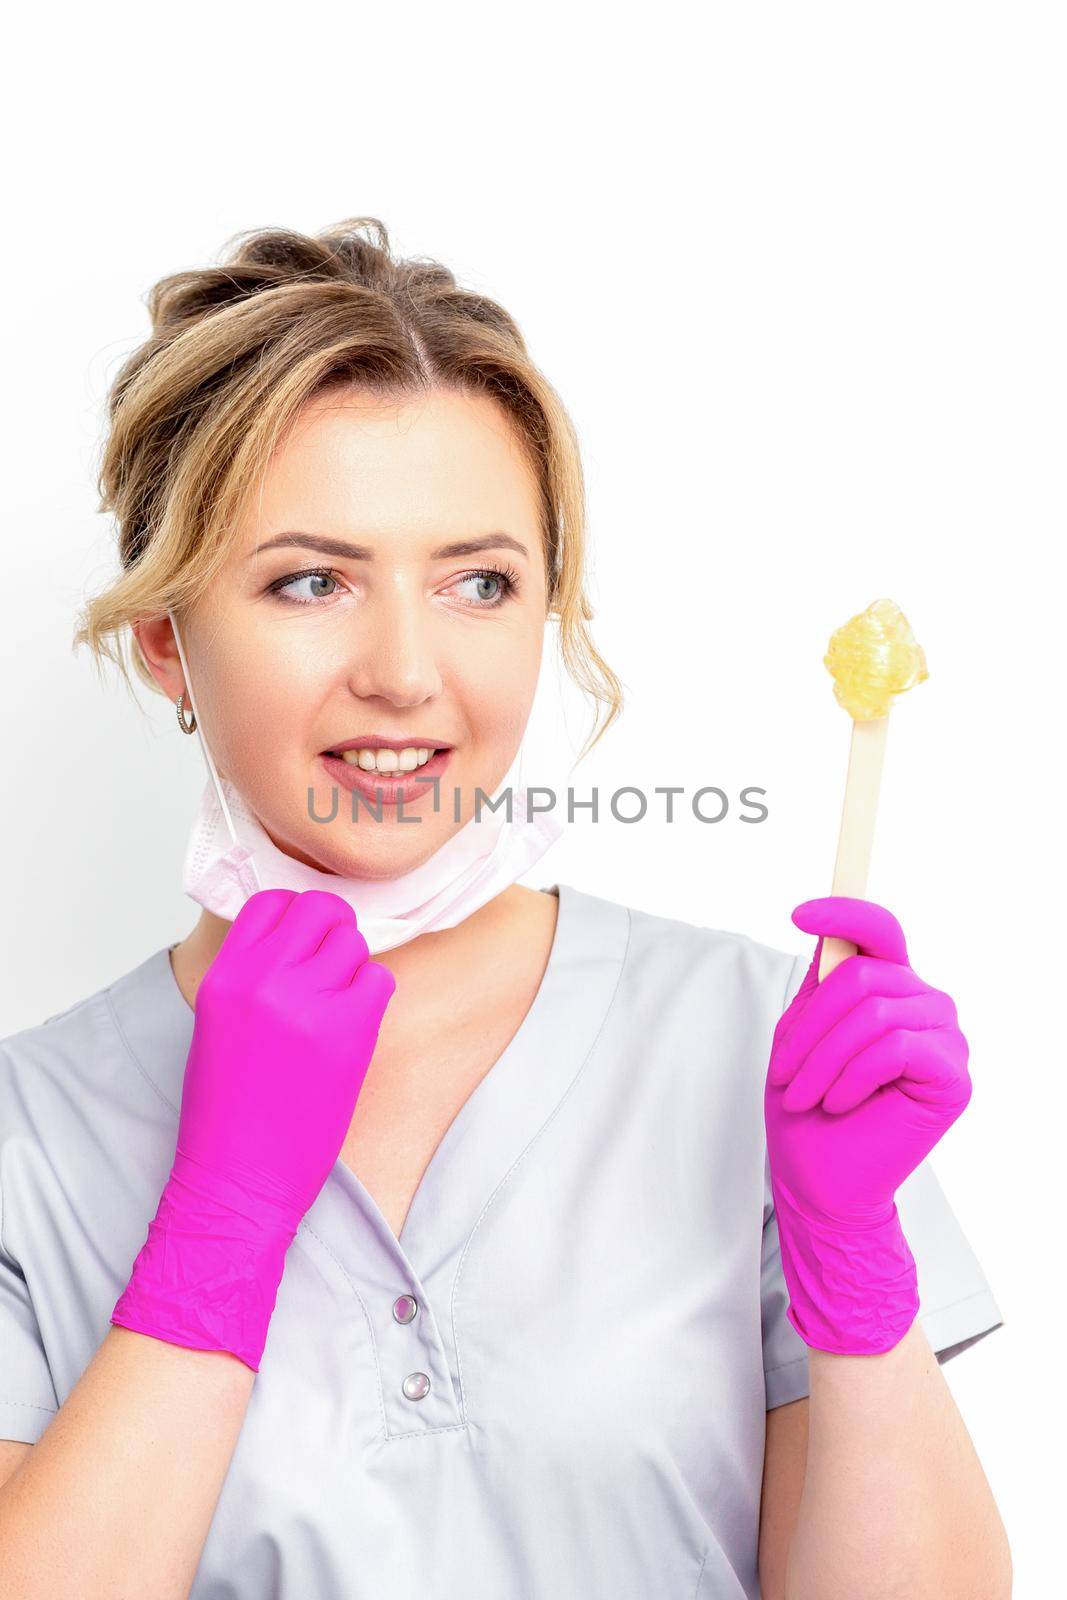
[{"x1": 176, "y1": 693, "x2": 197, "y2": 735}]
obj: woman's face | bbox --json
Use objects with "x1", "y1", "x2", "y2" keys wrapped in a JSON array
[{"x1": 139, "y1": 385, "x2": 549, "y2": 880}]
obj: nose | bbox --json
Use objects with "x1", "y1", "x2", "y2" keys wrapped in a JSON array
[{"x1": 343, "y1": 575, "x2": 444, "y2": 707}]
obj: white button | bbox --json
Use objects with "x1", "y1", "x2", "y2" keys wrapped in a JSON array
[
  {"x1": 402, "y1": 1372, "x2": 431, "y2": 1401},
  {"x1": 392, "y1": 1294, "x2": 419, "y2": 1324}
]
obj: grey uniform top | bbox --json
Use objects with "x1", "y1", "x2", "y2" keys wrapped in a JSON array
[{"x1": 0, "y1": 882, "x2": 1003, "y2": 1599}]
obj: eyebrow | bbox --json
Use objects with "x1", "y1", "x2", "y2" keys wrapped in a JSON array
[{"x1": 248, "y1": 531, "x2": 530, "y2": 562}]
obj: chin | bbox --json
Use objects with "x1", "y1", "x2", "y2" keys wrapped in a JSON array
[{"x1": 286, "y1": 834, "x2": 448, "y2": 883}]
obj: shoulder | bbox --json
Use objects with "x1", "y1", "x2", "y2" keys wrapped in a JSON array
[
  {"x1": 0, "y1": 950, "x2": 169, "y2": 1144},
  {"x1": 555, "y1": 881, "x2": 802, "y2": 1017},
  {"x1": 631, "y1": 896, "x2": 798, "y2": 999},
  {"x1": 1, "y1": 977, "x2": 114, "y2": 1090}
]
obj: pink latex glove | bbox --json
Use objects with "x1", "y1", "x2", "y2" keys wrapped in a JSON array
[
  {"x1": 112, "y1": 888, "x2": 396, "y2": 1371},
  {"x1": 764, "y1": 896, "x2": 972, "y2": 1356}
]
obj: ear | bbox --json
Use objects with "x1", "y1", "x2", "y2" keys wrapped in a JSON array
[{"x1": 133, "y1": 613, "x2": 186, "y2": 701}]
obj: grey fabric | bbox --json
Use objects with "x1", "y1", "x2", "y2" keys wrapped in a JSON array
[{"x1": 0, "y1": 882, "x2": 1003, "y2": 1598}]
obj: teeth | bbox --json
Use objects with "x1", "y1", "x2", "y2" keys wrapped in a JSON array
[{"x1": 338, "y1": 746, "x2": 435, "y2": 772}]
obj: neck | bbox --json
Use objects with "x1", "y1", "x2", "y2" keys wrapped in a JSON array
[{"x1": 169, "y1": 883, "x2": 541, "y2": 1012}]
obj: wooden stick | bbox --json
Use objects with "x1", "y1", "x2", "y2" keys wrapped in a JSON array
[{"x1": 818, "y1": 716, "x2": 890, "y2": 980}]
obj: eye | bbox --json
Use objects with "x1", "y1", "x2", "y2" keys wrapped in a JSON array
[
  {"x1": 265, "y1": 562, "x2": 520, "y2": 609},
  {"x1": 452, "y1": 565, "x2": 519, "y2": 607},
  {"x1": 267, "y1": 568, "x2": 341, "y2": 605}
]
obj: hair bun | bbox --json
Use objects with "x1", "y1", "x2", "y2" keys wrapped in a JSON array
[{"x1": 147, "y1": 217, "x2": 416, "y2": 337}]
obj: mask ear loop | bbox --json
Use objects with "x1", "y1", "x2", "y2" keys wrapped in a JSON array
[{"x1": 168, "y1": 609, "x2": 263, "y2": 894}]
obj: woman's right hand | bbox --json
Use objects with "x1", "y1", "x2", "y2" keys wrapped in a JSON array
[{"x1": 111, "y1": 889, "x2": 397, "y2": 1371}]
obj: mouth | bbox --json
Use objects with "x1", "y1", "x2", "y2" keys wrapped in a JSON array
[
  {"x1": 323, "y1": 738, "x2": 452, "y2": 767},
  {"x1": 319, "y1": 744, "x2": 454, "y2": 805}
]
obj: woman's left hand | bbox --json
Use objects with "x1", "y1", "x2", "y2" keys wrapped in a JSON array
[
  {"x1": 764, "y1": 896, "x2": 973, "y2": 1353},
  {"x1": 766, "y1": 896, "x2": 972, "y2": 1223}
]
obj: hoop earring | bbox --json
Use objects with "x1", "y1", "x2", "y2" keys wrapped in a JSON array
[{"x1": 176, "y1": 693, "x2": 197, "y2": 735}]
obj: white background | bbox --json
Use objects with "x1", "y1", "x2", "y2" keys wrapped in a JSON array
[{"x1": 3, "y1": 2, "x2": 1062, "y2": 1588}]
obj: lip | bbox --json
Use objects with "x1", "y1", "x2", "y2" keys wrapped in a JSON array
[{"x1": 319, "y1": 747, "x2": 453, "y2": 806}]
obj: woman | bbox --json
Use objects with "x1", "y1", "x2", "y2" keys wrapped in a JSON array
[{"x1": 0, "y1": 219, "x2": 1010, "y2": 1597}]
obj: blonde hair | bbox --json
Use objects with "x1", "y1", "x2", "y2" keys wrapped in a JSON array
[{"x1": 74, "y1": 216, "x2": 623, "y2": 761}]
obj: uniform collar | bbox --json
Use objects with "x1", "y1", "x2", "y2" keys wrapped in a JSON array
[
  {"x1": 107, "y1": 880, "x2": 631, "y2": 1139},
  {"x1": 107, "y1": 931, "x2": 195, "y2": 1114}
]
